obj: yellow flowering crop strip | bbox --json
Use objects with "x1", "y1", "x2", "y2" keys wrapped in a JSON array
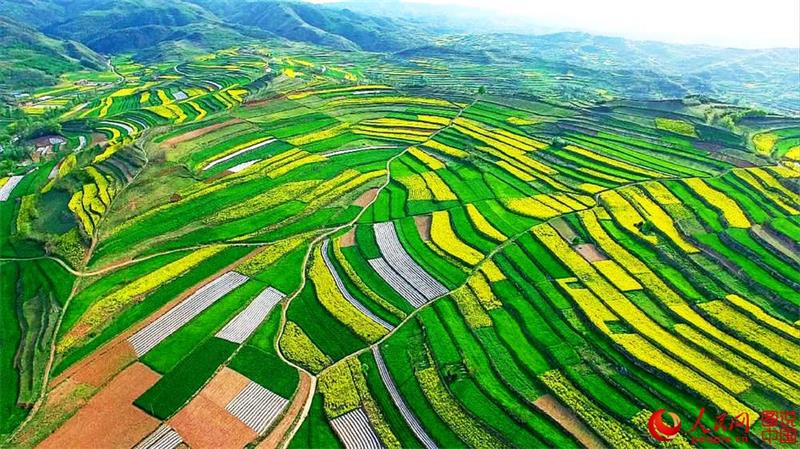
[
  {"x1": 495, "y1": 160, "x2": 534, "y2": 181},
  {"x1": 187, "y1": 101, "x2": 206, "y2": 121},
  {"x1": 68, "y1": 191, "x2": 94, "y2": 235},
  {"x1": 310, "y1": 247, "x2": 389, "y2": 342},
  {"x1": 732, "y1": 168, "x2": 799, "y2": 215},
  {"x1": 352, "y1": 127, "x2": 428, "y2": 143},
  {"x1": 613, "y1": 334, "x2": 757, "y2": 423},
  {"x1": 592, "y1": 260, "x2": 641, "y2": 291},
  {"x1": 326, "y1": 96, "x2": 458, "y2": 109},
  {"x1": 479, "y1": 260, "x2": 506, "y2": 282},
  {"x1": 86, "y1": 166, "x2": 113, "y2": 205},
  {"x1": 430, "y1": 210, "x2": 484, "y2": 265},
  {"x1": 699, "y1": 301, "x2": 800, "y2": 368},
  {"x1": 98, "y1": 96, "x2": 113, "y2": 118},
  {"x1": 502, "y1": 196, "x2": 559, "y2": 220},
  {"x1": 319, "y1": 361, "x2": 362, "y2": 418},
  {"x1": 600, "y1": 190, "x2": 658, "y2": 244},
  {"x1": 280, "y1": 321, "x2": 332, "y2": 372},
  {"x1": 421, "y1": 140, "x2": 468, "y2": 158},
  {"x1": 416, "y1": 359, "x2": 507, "y2": 449},
  {"x1": 752, "y1": 132, "x2": 778, "y2": 155},
  {"x1": 675, "y1": 324, "x2": 800, "y2": 404},
  {"x1": 465, "y1": 204, "x2": 507, "y2": 242},
  {"x1": 621, "y1": 186, "x2": 698, "y2": 253},
  {"x1": 205, "y1": 180, "x2": 319, "y2": 224},
  {"x1": 287, "y1": 84, "x2": 391, "y2": 100},
  {"x1": 300, "y1": 170, "x2": 361, "y2": 202},
  {"x1": 417, "y1": 114, "x2": 452, "y2": 126},
  {"x1": 57, "y1": 245, "x2": 225, "y2": 353},
  {"x1": 683, "y1": 178, "x2": 750, "y2": 228},
  {"x1": 421, "y1": 171, "x2": 457, "y2": 201},
  {"x1": 654, "y1": 117, "x2": 697, "y2": 137},
  {"x1": 454, "y1": 117, "x2": 546, "y2": 151},
  {"x1": 580, "y1": 209, "x2": 651, "y2": 274},
  {"x1": 408, "y1": 147, "x2": 445, "y2": 170},
  {"x1": 287, "y1": 122, "x2": 350, "y2": 146},
  {"x1": 539, "y1": 369, "x2": 654, "y2": 449},
  {"x1": 333, "y1": 239, "x2": 405, "y2": 319},
  {"x1": 534, "y1": 224, "x2": 751, "y2": 394},
  {"x1": 396, "y1": 174, "x2": 431, "y2": 201},
  {"x1": 308, "y1": 170, "x2": 386, "y2": 208},
  {"x1": 576, "y1": 166, "x2": 630, "y2": 184},
  {"x1": 363, "y1": 118, "x2": 441, "y2": 131},
  {"x1": 565, "y1": 145, "x2": 665, "y2": 179},
  {"x1": 725, "y1": 294, "x2": 800, "y2": 339},
  {"x1": 266, "y1": 153, "x2": 328, "y2": 179},
  {"x1": 467, "y1": 272, "x2": 502, "y2": 310},
  {"x1": 237, "y1": 234, "x2": 310, "y2": 277},
  {"x1": 748, "y1": 167, "x2": 800, "y2": 204}
]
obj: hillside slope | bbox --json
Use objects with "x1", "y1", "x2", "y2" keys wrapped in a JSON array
[{"x1": 0, "y1": 17, "x2": 105, "y2": 91}]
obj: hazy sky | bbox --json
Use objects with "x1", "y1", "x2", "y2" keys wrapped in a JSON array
[{"x1": 313, "y1": 0, "x2": 800, "y2": 48}]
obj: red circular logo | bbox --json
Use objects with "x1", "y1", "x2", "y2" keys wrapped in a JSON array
[{"x1": 648, "y1": 409, "x2": 682, "y2": 442}]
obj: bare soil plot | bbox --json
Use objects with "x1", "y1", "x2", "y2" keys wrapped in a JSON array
[
  {"x1": 573, "y1": 243, "x2": 607, "y2": 262},
  {"x1": 340, "y1": 226, "x2": 356, "y2": 247},
  {"x1": 90, "y1": 133, "x2": 108, "y2": 147},
  {"x1": 162, "y1": 118, "x2": 243, "y2": 147},
  {"x1": 353, "y1": 188, "x2": 379, "y2": 207},
  {"x1": 202, "y1": 367, "x2": 251, "y2": 407},
  {"x1": 37, "y1": 363, "x2": 161, "y2": 449},
  {"x1": 414, "y1": 214, "x2": 431, "y2": 241},
  {"x1": 169, "y1": 394, "x2": 256, "y2": 449},
  {"x1": 256, "y1": 372, "x2": 312, "y2": 449},
  {"x1": 52, "y1": 340, "x2": 136, "y2": 389},
  {"x1": 534, "y1": 394, "x2": 606, "y2": 449}
]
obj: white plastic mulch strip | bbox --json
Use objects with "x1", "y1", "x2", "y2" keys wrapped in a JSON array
[
  {"x1": 228, "y1": 159, "x2": 260, "y2": 173},
  {"x1": 373, "y1": 222, "x2": 447, "y2": 300},
  {"x1": 133, "y1": 424, "x2": 183, "y2": 449},
  {"x1": 0, "y1": 175, "x2": 24, "y2": 202},
  {"x1": 202, "y1": 139, "x2": 276, "y2": 171},
  {"x1": 372, "y1": 347, "x2": 438, "y2": 449},
  {"x1": 215, "y1": 286, "x2": 284, "y2": 343},
  {"x1": 367, "y1": 257, "x2": 427, "y2": 308},
  {"x1": 127, "y1": 271, "x2": 249, "y2": 356},
  {"x1": 100, "y1": 120, "x2": 135, "y2": 135},
  {"x1": 329, "y1": 407, "x2": 384, "y2": 449},
  {"x1": 226, "y1": 381, "x2": 289, "y2": 433},
  {"x1": 321, "y1": 240, "x2": 394, "y2": 330}
]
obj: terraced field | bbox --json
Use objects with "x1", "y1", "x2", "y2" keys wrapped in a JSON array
[{"x1": 2, "y1": 42, "x2": 799, "y2": 449}]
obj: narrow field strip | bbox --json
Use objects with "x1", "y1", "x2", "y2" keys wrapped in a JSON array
[
  {"x1": 321, "y1": 240, "x2": 394, "y2": 330},
  {"x1": 0, "y1": 175, "x2": 24, "y2": 201},
  {"x1": 229, "y1": 159, "x2": 260, "y2": 173},
  {"x1": 368, "y1": 257, "x2": 427, "y2": 307},
  {"x1": 329, "y1": 407, "x2": 384, "y2": 449},
  {"x1": 127, "y1": 271, "x2": 249, "y2": 356},
  {"x1": 372, "y1": 347, "x2": 438, "y2": 449},
  {"x1": 202, "y1": 138, "x2": 276, "y2": 171},
  {"x1": 216, "y1": 286, "x2": 285, "y2": 343},
  {"x1": 373, "y1": 221, "x2": 448, "y2": 300},
  {"x1": 226, "y1": 381, "x2": 290, "y2": 433},
  {"x1": 133, "y1": 424, "x2": 183, "y2": 449}
]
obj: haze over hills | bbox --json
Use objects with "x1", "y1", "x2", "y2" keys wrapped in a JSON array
[{"x1": 1, "y1": 0, "x2": 798, "y2": 113}]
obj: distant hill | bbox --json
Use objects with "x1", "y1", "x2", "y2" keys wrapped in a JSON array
[
  {"x1": 0, "y1": 17, "x2": 105, "y2": 91},
  {"x1": 187, "y1": 0, "x2": 429, "y2": 52}
]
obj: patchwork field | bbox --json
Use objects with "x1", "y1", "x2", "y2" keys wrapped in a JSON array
[{"x1": 1, "y1": 41, "x2": 799, "y2": 449}]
